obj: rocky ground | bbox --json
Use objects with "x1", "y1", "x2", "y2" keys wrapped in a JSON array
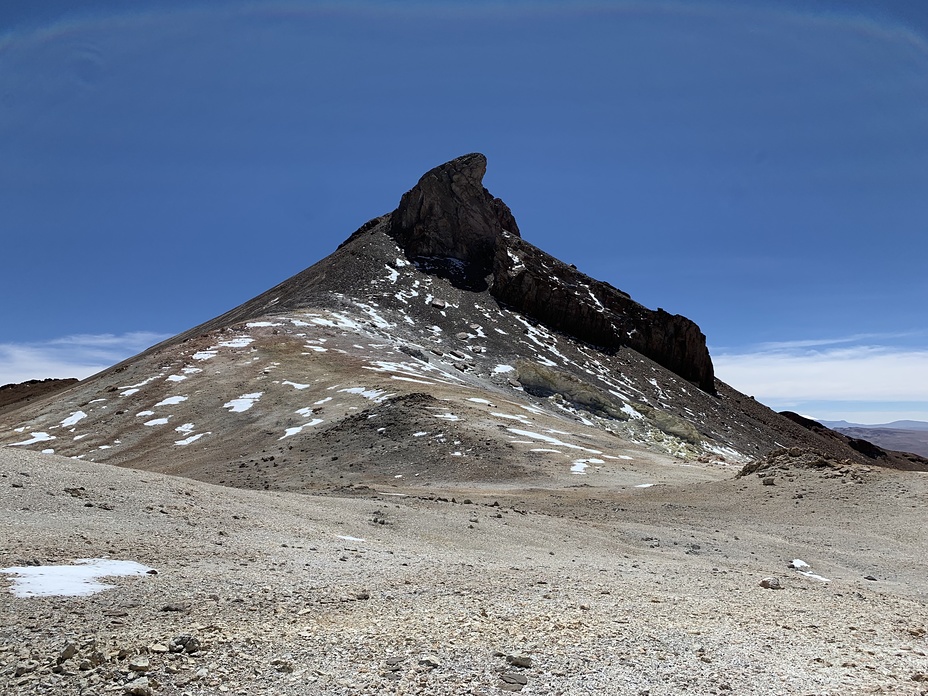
[{"x1": 2, "y1": 447, "x2": 927, "y2": 696}]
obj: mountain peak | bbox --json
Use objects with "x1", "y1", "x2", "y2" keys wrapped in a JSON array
[{"x1": 388, "y1": 153, "x2": 520, "y2": 285}]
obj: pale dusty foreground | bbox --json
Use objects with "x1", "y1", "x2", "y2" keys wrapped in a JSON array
[{"x1": 1, "y1": 448, "x2": 927, "y2": 696}]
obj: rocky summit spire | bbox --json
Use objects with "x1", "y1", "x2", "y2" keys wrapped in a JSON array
[
  {"x1": 388, "y1": 153, "x2": 519, "y2": 288},
  {"x1": 384, "y1": 153, "x2": 716, "y2": 392}
]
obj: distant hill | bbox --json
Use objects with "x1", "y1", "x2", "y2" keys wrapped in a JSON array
[
  {"x1": 821, "y1": 419, "x2": 928, "y2": 431},
  {"x1": 0, "y1": 378, "x2": 77, "y2": 417}
]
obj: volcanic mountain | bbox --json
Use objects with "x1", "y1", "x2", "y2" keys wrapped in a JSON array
[{"x1": 2, "y1": 153, "x2": 925, "y2": 490}]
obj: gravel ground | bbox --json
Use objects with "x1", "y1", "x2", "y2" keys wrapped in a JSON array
[{"x1": 1, "y1": 448, "x2": 927, "y2": 696}]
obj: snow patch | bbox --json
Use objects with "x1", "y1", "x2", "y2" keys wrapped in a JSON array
[
  {"x1": 60, "y1": 411, "x2": 87, "y2": 427},
  {"x1": 506, "y1": 428, "x2": 601, "y2": 454},
  {"x1": 279, "y1": 419, "x2": 323, "y2": 439},
  {"x1": 175, "y1": 433, "x2": 209, "y2": 446},
  {"x1": 224, "y1": 393, "x2": 263, "y2": 413},
  {"x1": 0, "y1": 559, "x2": 154, "y2": 597},
  {"x1": 9, "y1": 432, "x2": 55, "y2": 446},
  {"x1": 155, "y1": 396, "x2": 187, "y2": 407},
  {"x1": 219, "y1": 337, "x2": 254, "y2": 348},
  {"x1": 571, "y1": 457, "x2": 605, "y2": 474},
  {"x1": 338, "y1": 387, "x2": 389, "y2": 403}
]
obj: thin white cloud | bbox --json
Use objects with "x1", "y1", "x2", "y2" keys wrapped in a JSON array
[
  {"x1": 715, "y1": 344, "x2": 928, "y2": 402},
  {"x1": 749, "y1": 332, "x2": 919, "y2": 352},
  {"x1": 0, "y1": 332, "x2": 172, "y2": 386}
]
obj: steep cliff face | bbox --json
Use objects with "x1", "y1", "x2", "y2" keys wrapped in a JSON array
[
  {"x1": 386, "y1": 153, "x2": 716, "y2": 393},
  {"x1": 388, "y1": 153, "x2": 520, "y2": 289},
  {"x1": 491, "y1": 234, "x2": 715, "y2": 392}
]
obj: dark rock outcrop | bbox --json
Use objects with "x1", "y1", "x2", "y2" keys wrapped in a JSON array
[
  {"x1": 491, "y1": 233, "x2": 715, "y2": 392},
  {"x1": 388, "y1": 153, "x2": 519, "y2": 289},
  {"x1": 387, "y1": 153, "x2": 716, "y2": 393}
]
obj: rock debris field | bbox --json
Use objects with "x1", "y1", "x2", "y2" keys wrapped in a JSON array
[{"x1": 2, "y1": 447, "x2": 927, "y2": 696}]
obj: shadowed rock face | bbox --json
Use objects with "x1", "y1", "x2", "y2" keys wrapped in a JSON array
[
  {"x1": 389, "y1": 153, "x2": 520, "y2": 289},
  {"x1": 387, "y1": 153, "x2": 716, "y2": 393},
  {"x1": 491, "y1": 234, "x2": 715, "y2": 392}
]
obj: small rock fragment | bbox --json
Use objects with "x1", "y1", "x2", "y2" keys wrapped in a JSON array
[
  {"x1": 418, "y1": 656, "x2": 440, "y2": 669},
  {"x1": 759, "y1": 577, "x2": 782, "y2": 590},
  {"x1": 58, "y1": 643, "x2": 78, "y2": 664},
  {"x1": 123, "y1": 676, "x2": 151, "y2": 696},
  {"x1": 128, "y1": 656, "x2": 150, "y2": 672},
  {"x1": 271, "y1": 658, "x2": 294, "y2": 673},
  {"x1": 160, "y1": 603, "x2": 187, "y2": 612},
  {"x1": 500, "y1": 672, "x2": 529, "y2": 690},
  {"x1": 506, "y1": 654, "x2": 533, "y2": 668}
]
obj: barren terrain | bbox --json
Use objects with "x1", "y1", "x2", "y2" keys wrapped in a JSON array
[
  {"x1": 3, "y1": 154, "x2": 926, "y2": 695},
  {"x1": 3, "y1": 447, "x2": 927, "y2": 695}
]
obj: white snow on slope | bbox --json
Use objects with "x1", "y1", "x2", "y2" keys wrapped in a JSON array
[
  {"x1": 506, "y1": 428, "x2": 602, "y2": 454},
  {"x1": 175, "y1": 433, "x2": 210, "y2": 446},
  {"x1": 9, "y1": 432, "x2": 55, "y2": 446},
  {"x1": 338, "y1": 387, "x2": 389, "y2": 403},
  {"x1": 224, "y1": 393, "x2": 263, "y2": 413},
  {"x1": 280, "y1": 418, "x2": 324, "y2": 439},
  {"x1": 155, "y1": 396, "x2": 187, "y2": 407},
  {"x1": 219, "y1": 337, "x2": 254, "y2": 348},
  {"x1": 60, "y1": 411, "x2": 87, "y2": 427},
  {"x1": 120, "y1": 376, "x2": 159, "y2": 391}
]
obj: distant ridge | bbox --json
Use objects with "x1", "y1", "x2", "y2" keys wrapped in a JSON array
[
  {"x1": 818, "y1": 419, "x2": 928, "y2": 459},
  {"x1": 820, "y1": 419, "x2": 928, "y2": 431},
  {"x1": 0, "y1": 378, "x2": 77, "y2": 416}
]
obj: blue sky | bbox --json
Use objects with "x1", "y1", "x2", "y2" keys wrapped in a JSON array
[{"x1": 1, "y1": 0, "x2": 926, "y2": 424}]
